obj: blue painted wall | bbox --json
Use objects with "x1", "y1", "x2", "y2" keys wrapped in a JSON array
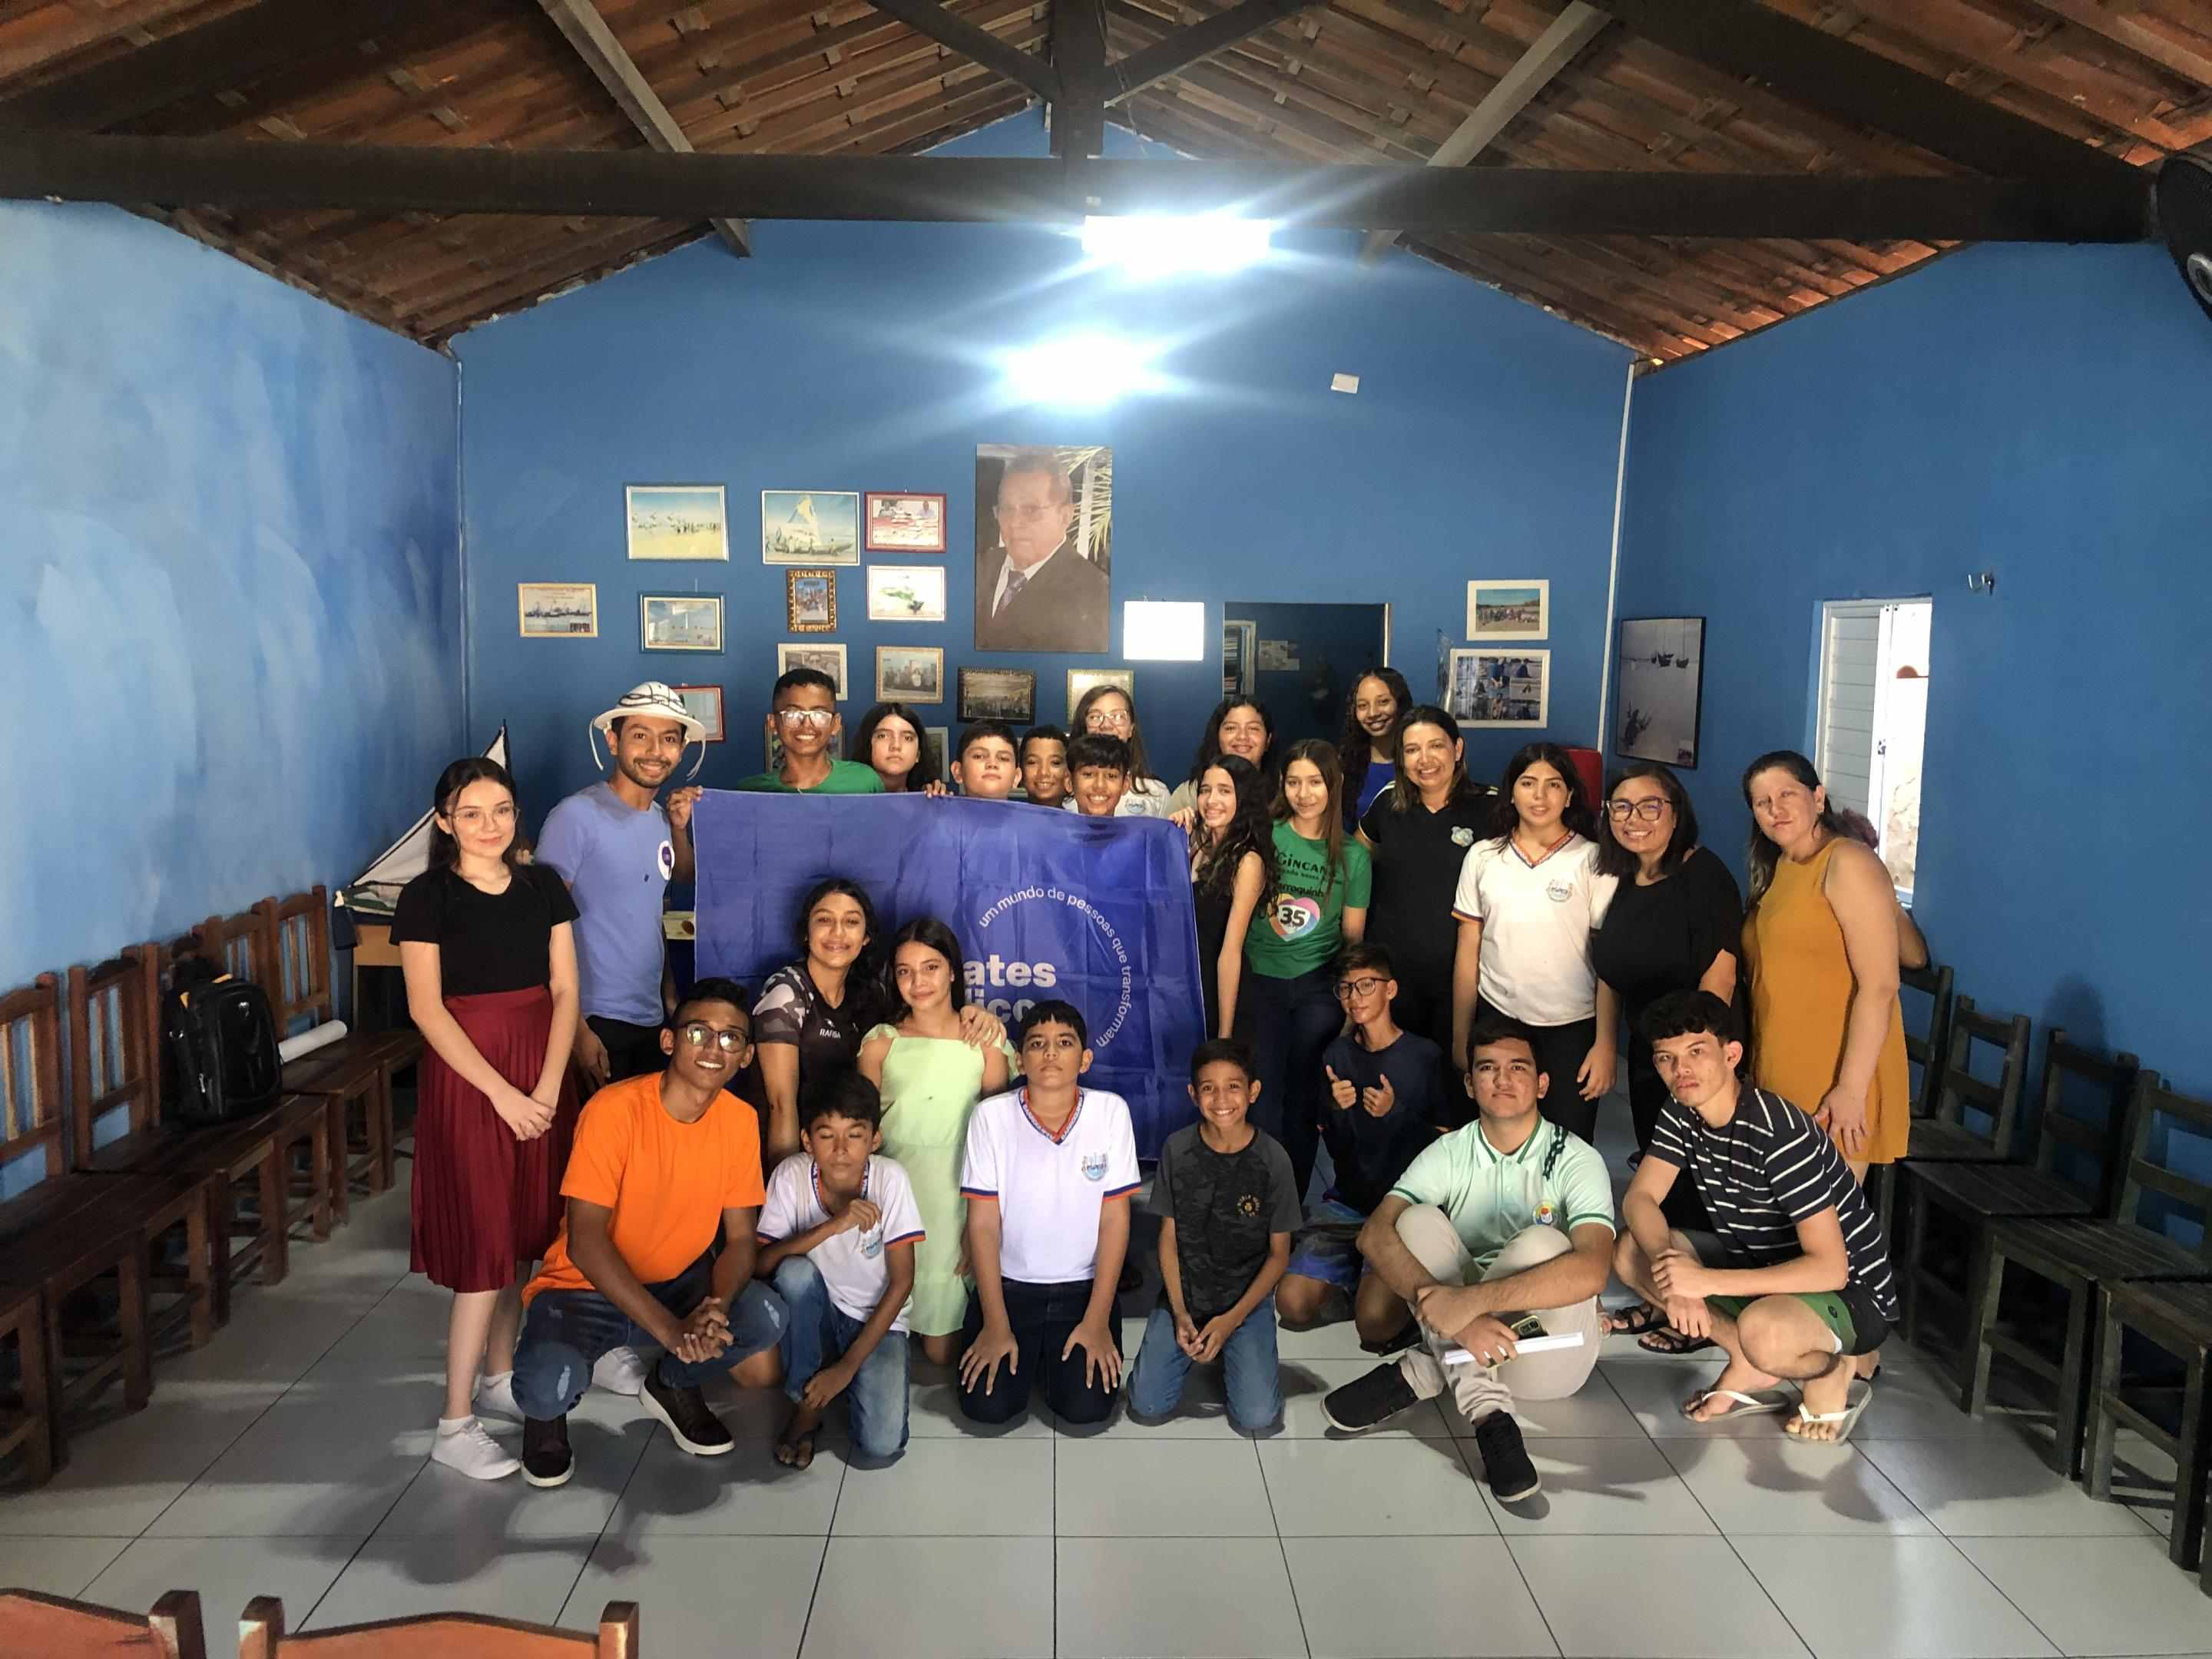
[
  {"x1": 0, "y1": 203, "x2": 463, "y2": 1004},
  {"x1": 1616, "y1": 241, "x2": 2212, "y2": 1102},
  {"x1": 455, "y1": 111, "x2": 1631, "y2": 823}
]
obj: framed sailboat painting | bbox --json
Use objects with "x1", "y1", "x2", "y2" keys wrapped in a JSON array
[{"x1": 762, "y1": 491, "x2": 860, "y2": 566}]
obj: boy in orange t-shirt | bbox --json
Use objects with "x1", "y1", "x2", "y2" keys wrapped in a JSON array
[{"x1": 509, "y1": 978, "x2": 786, "y2": 1487}]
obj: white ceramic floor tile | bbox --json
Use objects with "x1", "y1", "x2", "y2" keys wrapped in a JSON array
[
  {"x1": 1734, "y1": 1535, "x2": 2058, "y2": 1659},
  {"x1": 1057, "y1": 1535, "x2": 1308, "y2": 1659},
  {"x1": 610, "y1": 1431, "x2": 845, "y2": 1535},
  {"x1": 830, "y1": 1438, "x2": 1051, "y2": 1536},
  {"x1": 1283, "y1": 1535, "x2": 1559, "y2": 1658},
  {"x1": 373, "y1": 1393, "x2": 654, "y2": 1540},
  {"x1": 1657, "y1": 1435, "x2": 1936, "y2": 1535},
  {"x1": 1600, "y1": 1358, "x2": 1807, "y2": 1439},
  {"x1": 1280, "y1": 1359, "x2": 1455, "y2": 1439},
  {"x1": 1055, "y1": 1439, "x2": 1273, "y2": 1536},
  {"x1": 1476, "y1": 1435, "x2": 1719, "y2": 1535},
  {"x1": 1509, "y1": 1534, "x2": 1810, "y2": 1658},
  {"x1": 694, "y1": 1378, "x2": 816, "y2": 1440},
  {"x1": 1857, "y1": 1433, "x2": 2163, "y2": 1538},
  {"x1": 1259, "y1": 1437, "x2": 1495, "y2": 1537},
  {"x1": 303, "y1": 1534, "x2": 594, "y2": 1631},
  {"x1": 1955, "y1": 1534, "x2": 2212, "y2": 1656},
  {"x1": 565, "y1": 1534, "x2": 821, "y2": 1659},
  {"x1": 1273, "y1": 1316, "x2": 1378, "y2": 1361},
  {"x1": 0, "y1": 1388, "x2": 286, "y2": 1537},
  {"x1": 1447, "y1": 1368, "x2": 1648, "y2": 1439},
  {"x1": 0, "y1": 1535, "x2": 131, "y2": 1596},
  {"x1": 800, "y1": 1537, "x2": 1052, "y2": 1659},
  {"x1": 146, "y1": 1386, "x2": 435, "y2": 1541},
  {"x1": 84, "y1": 1535, "x2": 357, "y2": 1639}
]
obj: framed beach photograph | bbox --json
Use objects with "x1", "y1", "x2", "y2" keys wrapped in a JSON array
[
  {"x1": 517, "y1": 582, "x2": 598, "y2": 638},
  {"x1": 876, "y1": 645, "x2": 945, "y2": 704},
  {"x1": 762, "y1": 490, "x2": 860, "y2": 565},
  {"x1": 1468, "y1": 579, "x2": 1549, "y2": 641},
  {"x1": 1066, "y1": 667, "x2": 1135, "y2": 721},
  {"x1": 866, "y1": 564, "x2": 948, "y2": 623},
  {"x1": 958, "y1": 667, "x2": 1037, "y2": 724},
  {"x1": 1617, "y1": 616, "x2": 1706, "y2": 767},
  {"x1": 776, "y1": 641, "x2": 848, "y2": 698},
  {"x1": 785, "y1": 568, "x2": 836, "y2": 633},
  {"x1": 1448, "y1": 648, "x2": 1549, "y2": 728},
  {"x1": 625, "y1": 485, "x2": 728, "y2": 561},
  {"x1": 865, "y1": 492, "x2": 948, "y2": 554},
  {"x1": 640, "y1": 593, "x2": 723, "y2": 652},
  {"x1": 669, "y1": 684, "x2": 725, "y2": 743}
]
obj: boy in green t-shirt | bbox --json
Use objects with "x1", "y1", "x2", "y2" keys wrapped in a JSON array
[{"x1": 735, "y1": 669, "x2": 885, "y2": 794}]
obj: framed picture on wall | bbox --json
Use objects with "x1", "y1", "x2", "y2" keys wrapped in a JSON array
[
  {"x1": 641, "y1": 593, "x2": 724, "y2": 652},
  {"x1": 1616, "y1": 616, "x2": 1706, "y2": 768},
  {"x1": 975, "y1": 443, "x2": 1112, "y2": 654},
  {"x1": 762, "y1": 490, "x2": 860, "y2": 565},
  {"x1": 1066, "y1": 667, "x2": 1135, "y2": 722},
  {"x1": 518, "y1": 582, "x2": 598, "y2": 637},
  {"x1": 876, "y1": 645, "x2": 945, "y2": 703},
  {"x1": 865, "y1": 492, "x2": 948, "y2": 553},
  {"x1": 1467, "y1": 579, "x2": 1548, "y2": 641},
  {"x1": 866, "y1": 565, "x2": 948, "y2": 622},
  {"x1": 958, "y1": 667, "x2": 1036, "y2": 724},
  {"x1": 626, "y1": 485, "x2": 728, "y2": 561},
  {"x1": 924, "y1": 727, "x2": 949, "y2": 779},
  {"x1": 786, "y1": 569, "x2": 836, "y2": 633},
  {"x1": 1222, "y1": 619, "x2": 1256, "y2": 696},
  {"x1": 669, "y1": 684, "x2": 725, "y2": 743},
  {"x1": 1448, "y1": 648, "x2": 1548, "y2": 728},
  {"x1": 776, "y1": 641, "x2": 848, "y2": 697}
]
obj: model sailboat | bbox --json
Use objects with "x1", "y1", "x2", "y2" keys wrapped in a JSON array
[{"x1": 338, "y1": 724, "x2": 509, "y2": 920}]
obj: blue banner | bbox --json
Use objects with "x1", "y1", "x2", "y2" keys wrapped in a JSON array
[{"x1": 692, "y1": 793, "x2": 1204, "y2": 1157}]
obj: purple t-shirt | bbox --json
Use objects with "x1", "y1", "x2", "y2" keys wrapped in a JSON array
[{"x1": 533, "y1": 783, "x2": 673, "y2": 1026}]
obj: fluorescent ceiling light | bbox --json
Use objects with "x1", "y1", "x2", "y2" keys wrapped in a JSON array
[
  {"x1": 1002, "y1": 333, "x2": 1157, "y2": 404},
  {"x1": 1123, "y1": 600, "x2": 1207, "y2": 661},
  {"x1": 1081, "y1": 214, "x2": 1273, "y2": 278}
]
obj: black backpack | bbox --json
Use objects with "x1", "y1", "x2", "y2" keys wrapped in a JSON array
[{"x1": 164, "y1": 955, "x2": 281, "y2": 1125}]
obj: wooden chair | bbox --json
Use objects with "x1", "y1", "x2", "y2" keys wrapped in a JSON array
[
  {"x1": 1902, "y1": 995, "x2": 2032, "y2": 1163},
  {"x1": 0, "y1": 1283, "x2": 53, "y2": 1485},
  {"x1": 1963, "y1": 1073, "x2": 2212, "y2": 1477},
  {"x1": 1896, "y1": 1031, "x2": 2138, "y2": 1356},
  {"x1": 265, "y1": 888, "x2": 422, "y2": 1205},
  {"x1": 77, "y1": 922, "x2": 331, "y2": 1320},
  {"x1": 237, "y1": 1597, "x2": 638, "y2": 1657},
  {"x1": 0, "y1": 1586, "x2": 205, "y2": 1657},
  {"x1": 2085, "y1": 1277, "x2": 2212, "y2": 1581},
  {"x1": 68, "y1": 952, "x2": 221, "y2": 1352},
  {"x1": 1899, "y1": 959, "x2": 1955, "y2": 1121}
]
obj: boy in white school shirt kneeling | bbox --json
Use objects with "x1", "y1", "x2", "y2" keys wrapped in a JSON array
[
  {"x1": 757, "y1": 1073, "x2": 926, "y2": 1467},
  {"x1": 957, "y1": 999, "x2": 1141, "y2": 1428}
]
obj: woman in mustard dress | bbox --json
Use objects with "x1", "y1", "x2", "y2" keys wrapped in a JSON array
[
  {"x1": 858, "y1": 917, "x2": 1015, "y2": 1366},
  {"x1": 1740, "y1": 750, "x2": 1909, "y2": 1177}
]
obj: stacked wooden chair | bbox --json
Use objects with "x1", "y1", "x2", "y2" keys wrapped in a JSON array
[
  {"x1": 239, "y1": 1598, "x2": 639, "y2": 1657},
  {"x1": 0, "y1": 1586, "x2": 205, "y2": 1657},
  {"x1": 2085, "y1": 1272, "x2": 2212, "y2": 1596},
  {"x1": 1902, "y1": 994, "x2": 2033, "y2": 1164},
  {"x1": 1872, "y1": 960, "x2": 1956, "y2": 1233}
]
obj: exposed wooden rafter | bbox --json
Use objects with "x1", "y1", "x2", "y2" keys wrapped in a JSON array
[
  {"x1": 1104, "y1": 0, "x2": 1318, "y2": 104},
  {"x1": 864, "y1": 0, "x2": 1062, "y2": 103}
]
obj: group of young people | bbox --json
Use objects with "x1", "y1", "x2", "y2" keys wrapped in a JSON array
[{"x1": 382, "y1": 661, "x2": 1912, "y2": 1499}]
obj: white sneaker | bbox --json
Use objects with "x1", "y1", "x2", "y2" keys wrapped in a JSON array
[
  {"x1": 474, "y1": 1371, "x2": 523, "y2": 1424},
  {"x1": 593, "y1": 1346, "x2": 647, "y2": 1396},
  {"x1": 432, "y1": 1417, "x2": 520, "y2": 1481}
]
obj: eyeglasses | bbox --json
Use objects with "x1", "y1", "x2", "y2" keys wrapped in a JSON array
[
  {"x1": 1086, "y1": 710, "x2": 1134, "y2": 730},
  {"x1": 680, "y1": 1023, "x2": 747, "y2": 1051},
  {"x1": 1333, "y1": 976, "x2": 1388, "y2": 1001},
  {"x1": 996, "y1": 503, "x2": 1065, "y2": 522},
  {"x1": 1606, "y1": 799, "x2": 1670, "y2": 822},
  {"x1": 775, "y1": 709, "x2": 836, "y2": 730}
]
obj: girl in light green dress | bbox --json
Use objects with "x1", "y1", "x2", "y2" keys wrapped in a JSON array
[{"x1": 858, "y1": 917, "x2": 1014, "y2": 1365}]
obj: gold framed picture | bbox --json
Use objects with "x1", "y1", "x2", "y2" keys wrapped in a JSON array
[{"x1": 786, "y1": 569, "x2": 836, "y2": 633}]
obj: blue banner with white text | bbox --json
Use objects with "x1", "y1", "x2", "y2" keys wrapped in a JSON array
[{"x1": 692, "y1": 793, "x2": 1204, "y2": 1157}]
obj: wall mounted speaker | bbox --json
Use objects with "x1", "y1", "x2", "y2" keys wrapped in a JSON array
[{"x1": 2157, "y1": 151, "x2": 2212, "y2": 325}]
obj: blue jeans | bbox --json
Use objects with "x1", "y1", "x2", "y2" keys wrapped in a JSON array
[
  {"x1": 958, "y1": 1277, "x2": 1120, "y2": 1427},
  {"x1": 1125, "y1": 1297, "x2": 1283, "y2": 1434},
  {"x1": 512, "y1": 1263, "x2": 786, "y2": 1420},
  {"x1": 772, "y1": 1257, "x2": 910, "y2": 1460}
]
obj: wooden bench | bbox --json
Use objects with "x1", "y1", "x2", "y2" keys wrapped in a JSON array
[
  {"x1": 238, "y1": 1597, "x2": 638, "y2": 1657},
  {"x1": 2085, "y1": 1277, "x2": 2212, "y2": 1584},
  {"x1": 0, "y1": 1586, "x2": 205, "y2": 1657},
  {"x1": 0, "y1": 1283, "x2": 52, "y2": 1485}
]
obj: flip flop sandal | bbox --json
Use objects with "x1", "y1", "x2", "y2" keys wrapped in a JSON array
[
  {"x1": 1788, "y1": 1379, "x2": 1875, "y2": 1442},
  {"x1": 774, "y1": 1426, "x2": 818, "y2": 1470},
  {"x1": 1603, "y1": 1303, "x2": 1668, "y2": 1337},
  {"x1": 1681, "y1": 1386, "x2": 1796, "y2": 1421},
  {"x1": 1637, "y1": 1326, "x2": 1720, "y2": 1356}
]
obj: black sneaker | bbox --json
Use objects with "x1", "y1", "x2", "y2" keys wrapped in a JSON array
[
  {"x1": 522, "y1": 1416, "x2": 573, "y2": 1488},
  {"x1": 641, "y1": 1369, "x2": 734, "y2": 1457},
  {"x1": 1474, "y1": 1412, "x2": 1541, "y2": 1503},
  {"x1": 1321, "y1": 1362, "x2": 1419, "y2": 1432},
  {"x1": 1359, "y1": 1323, "x2": 1420, "y2": 1359}
]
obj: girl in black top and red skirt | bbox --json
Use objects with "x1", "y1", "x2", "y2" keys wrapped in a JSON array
[{"x1": 393, "y1": 756, "x2": 583, "y2": 1481}]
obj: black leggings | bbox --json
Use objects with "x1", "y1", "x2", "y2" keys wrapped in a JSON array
[
  {"x1": 1247, "y1": 965, "x2": 1342, "y2": 1202},
  {"x1": 1476, "y1": 1000, "x2": 1599, "y2": 1142}
]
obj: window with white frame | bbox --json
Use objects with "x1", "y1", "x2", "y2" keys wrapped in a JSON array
[{"x1": 1816, "y1": 598, "x2": 1932, "y2": 904}]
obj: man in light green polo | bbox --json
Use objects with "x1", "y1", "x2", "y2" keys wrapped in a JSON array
[{"x1": 1320, "y1": 1016, "x2": 1614, "y2": 1503}]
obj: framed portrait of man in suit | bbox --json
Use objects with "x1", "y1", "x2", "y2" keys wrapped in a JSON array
[{"x1": 973, "y1": 443, "x2": 1112, "y2": 654}]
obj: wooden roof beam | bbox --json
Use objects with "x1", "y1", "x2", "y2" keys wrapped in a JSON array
[
  {"x1": 1104, "y1": 0, "x2": 1319, "y2": 103},
  {"x1": 1361, "y1": 0, "x2": 1611, "y2": 262},
  {"x1": 533, "y1": 0, "x2": 749, "y2": 257},
  {"x1": 1052, "y1": 0, "x2": 1110, "y2": 159},
  {"x1": 864, "y1": 0, "x2": 1062, "y2": 102}
]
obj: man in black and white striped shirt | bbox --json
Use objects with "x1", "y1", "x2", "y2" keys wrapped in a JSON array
[{"x1": 1614, "y1": 991, "x2": 1894, "y2": 1444}]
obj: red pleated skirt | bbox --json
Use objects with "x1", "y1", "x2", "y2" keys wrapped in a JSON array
[{"x1": 411, "y1": 986, "x2": 580, "y2": 1293}]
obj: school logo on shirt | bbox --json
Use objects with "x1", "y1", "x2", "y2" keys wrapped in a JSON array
[
  {"x1": 859, "y1": 1232, "x2": 882, "y2": 1258},
  {"x1": 1269, "y1": 893, "x2": 1322, "y2": 939},
  {"x1": 1451, "y1": 827, "x2": 1475, "y2": 847},
  {"x1": 1545, "y1": 876, "x2": 1574, "y2": 902},
  {"x1": 1535, "y1": 1200, "x2": 1556, "y2": 1227},
  {"x1": 1081, "y1": 1153, "x2": 1108, "y2": 1181},
  {"x1": 1237, "y1": 1192, "x2": 1260, "y2": 1217},
  {"x1": 657, "y1": 839, "x2": 676, "y2": 881}
]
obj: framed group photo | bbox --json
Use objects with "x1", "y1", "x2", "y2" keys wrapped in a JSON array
[
  {"x1": 626, "y1": 485, "x2": 728, "y2": 562},
  {"x1": 876, "y1": 645, "x2": 945, "y2": 704},
  {"x1": 762, "y1": 490, "x2": 860, "y2": 566},
  {"x1": 865, "y1": 492, "x2": 948, "y2": 553},
  {"x1": 958, "y1": 667, "x2": 1037, "y2": 724},
  {"x1": 866, "y1": 565, "x2": 947, "y2": 623},
  {"x1": 785, "y1": 569, "x2": 836, "y2": 633},
  {"x1": 1616, "y1": 616, "x2": 1706, "y2": 767},
  {"x1": 1448, "y1": 647, "x2": 1548, "y2": 727},
  {"x1": 776, "y1": 641, "x2": 848, "y2": 698},
  {"x1": 518, "y1": 582, "x2": 597, "y2": 637},
  {"x1": 641, "y1": 594, "x2": 724, "y2": 652}
]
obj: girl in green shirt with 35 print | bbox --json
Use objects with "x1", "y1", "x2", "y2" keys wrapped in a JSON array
[{"x1": 1243, "y1": 739, "x2": 1371, "y2": 1204}]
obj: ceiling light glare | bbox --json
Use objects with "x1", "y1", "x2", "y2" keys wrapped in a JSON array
[
  {"x1": 1002, "y1": 333, "x2": 1157, "y2": 405},
  {"x1": 1081, "y1": 213, "x2": 1274, "y2": 278}
]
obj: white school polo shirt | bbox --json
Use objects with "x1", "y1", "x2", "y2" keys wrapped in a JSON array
[
  {"x1": 960, "y1": 1087, "x2": 1141, "y2": 1285},
  {"x1": 1451, "y1": 833, "x2": 1618, "y2": 1027},
  {"x1": 757, "y1": 1154, "x2": 927, "y2": 1332}
]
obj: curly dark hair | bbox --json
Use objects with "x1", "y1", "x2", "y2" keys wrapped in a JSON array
[
  {"x1": 1338, "y1": 667, "x2": 1412, "y2": 826},
  {"x1": 1190, "y1": 753, "x2": 1277, "y2": 899}
]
